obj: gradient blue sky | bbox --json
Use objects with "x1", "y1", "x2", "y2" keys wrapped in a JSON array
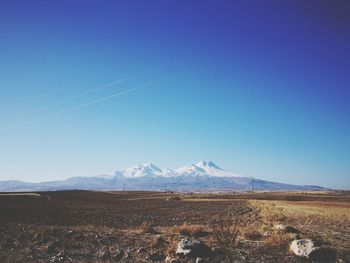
[{"x1": 0, "y1": 1, "x2": 349, "y2": 188}]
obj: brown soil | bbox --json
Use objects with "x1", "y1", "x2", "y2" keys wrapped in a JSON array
[{"x1": 0, "y1": 190, "x2": 349, "y2": 262}]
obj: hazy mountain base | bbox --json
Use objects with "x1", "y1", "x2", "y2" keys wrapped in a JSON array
[{"x1": 0, "y1": 176, "x2": 325, "y2": 192}]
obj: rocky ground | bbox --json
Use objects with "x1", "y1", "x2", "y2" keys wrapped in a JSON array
[{"x1": 0, "y1": 190, "x2": 349, "y2": 262}]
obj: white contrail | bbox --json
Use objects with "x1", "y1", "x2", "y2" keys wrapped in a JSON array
[
  {"x1": 62, "y1": 72, "x2": 143, "y2": 102},
  {"x1": 12, "y1": 72, "x2": 145, "y2": 118},
  {"x1": 0, "y1": 80, "x2": 155, "y2": 134},
  {"x1": 37, "y1": 82, "x2": 155, "y2": 121}
]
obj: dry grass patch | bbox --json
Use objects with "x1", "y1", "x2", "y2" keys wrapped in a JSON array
[
  {"x1": 240, "y1": 227, "x2": 263, "y2": 241},
  {"x1": 164, "y1": 238, "x2": 179, "y2": 255},
  {"x1": 209, "y1": 216, "x2": 245, "y2": 263},
  {"x1": 250, "y1": 200, "x2": 287, "y2": 226},
  {"x1": 140, "y1": 222, "x2": 157, "y2": 234},
  {"x1": 172, "y1": 223, "x2": 210, "y2": 238},
  {"x1": 249, "y1": 199, "x2": 350, "y2": 261},
  {"x1": 251, "y1": 200, "x2": 350, "y2": 223},
  {"x1": 269, "y1": 201, "x2": 350, "y2": 225},
  {"x1": 263, "y1": 231, "x2": 293, "y2": 252},
  {"x1": 167, "y1": 196, "x2": 181, "y2": 201},
  {"x1": 128, "y1": 221, "x2": 160, "y2": 235}
]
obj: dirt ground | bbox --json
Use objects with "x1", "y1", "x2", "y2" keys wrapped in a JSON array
[{"x1": 0, "y1": 190, "x2": 349, "y2": 262}]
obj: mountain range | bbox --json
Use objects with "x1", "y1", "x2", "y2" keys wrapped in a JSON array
[{"x1": 0, "y1": 161, "x2": 326, "y2": 192}]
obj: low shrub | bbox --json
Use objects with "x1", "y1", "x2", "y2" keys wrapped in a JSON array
[
  {"x1": 167, "y1": 196, "x2": 181, "y2": 201},
  {"x1": 173, "y1": 224, "x2": 209, "y2": 238}
]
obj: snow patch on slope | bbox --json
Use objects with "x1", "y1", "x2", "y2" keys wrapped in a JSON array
[
  {"x1": 196, "y1": 161, "x2": 241, "y2": 177},
  {"x1": 100, "y1": 161, "x2": 241, "y2": 178}
]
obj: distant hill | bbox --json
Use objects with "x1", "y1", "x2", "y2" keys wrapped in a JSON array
[{"x1": 0, "y1": 161, "x2": 327, "y2": 192}]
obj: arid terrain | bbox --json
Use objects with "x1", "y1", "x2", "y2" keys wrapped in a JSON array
[{"x1": 0, "y1": 190, "x2": 349, "y2": 262}]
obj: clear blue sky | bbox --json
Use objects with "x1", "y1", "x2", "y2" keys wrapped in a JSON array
[{"x1": 0, "y1": 1, "x2": 349, "y2": 189}]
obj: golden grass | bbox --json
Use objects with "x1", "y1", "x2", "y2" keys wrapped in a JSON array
[
  {"x1": 249, "y1": 199, "x2": 350, "y2": 254},
  {"x1": 263, "y1": 231, "x2": 293, "y2": 249},
  {"x1": 251, "y1": 200, "x2": 350, "y2": 226},
  {"x1": 164, "y1": 238, "x2": 179, "y2": 255},
  {"x1": 0, "y1": 193, "x2": 42, "y2": 197}
]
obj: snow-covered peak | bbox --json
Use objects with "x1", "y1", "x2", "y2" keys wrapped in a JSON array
[
  {"x1": 162, "y1": 168, "x2": 178, "y2": 177},
  {"x1": 195, "y1": 160, "x2": 241, "y2": 177},
  {"x1": 123, "y1": 163, "x2": 163, "y2": 178},
  {"x1": 143, "y1": 163, "x2": 163, "y2": 172},
  {"x1": 99, "y1": 161, "x2": 241, "y2": 178},
  {"x1": 176, "y1": 164, "x2": 206, "y2": 176},
  {"x1": 196, "y1": 161, "x2": 220, "y2": 169}
]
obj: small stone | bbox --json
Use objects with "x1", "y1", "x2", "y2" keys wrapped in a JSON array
[
  {"x1": 65, "y1": 229, "x2": 74, "y2": 235},
  {"x1": 176, "y1": 238, "x2": 211, "y2": 258},
  {"x1": 275, "y1": 224, "x2": 298, "y2": 233},
  {"x1": 237, "y1": 249, "x2": 249, "y2": 260},
  {"x1": 285, "y1": 226, "x2": 299, "y2": 233},
  {"x1": 137, "y1": 247, "x2": 146, "y2": 253},
  {"x1": 50, "y1": 250, "x2": 67, "y2": 263}
]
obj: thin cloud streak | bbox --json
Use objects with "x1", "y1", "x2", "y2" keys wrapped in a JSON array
[
  {"x1": 0, "y1": 78, "x2": 154, "y2": 134},
  {"x1": 61, "y1": 72, "x2": 144, "y2": 102},
  {"x1": 8, "y1": 72, "x2": 145, "y2": 121},
  {"x1": 0, "y1": 83, "x2": 153, "y2": 134},
  {"x1": 38, "y1": 82, "x2": 155, "y2": 121}
]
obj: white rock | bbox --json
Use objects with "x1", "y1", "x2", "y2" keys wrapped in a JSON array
[
  {"x1": 176, "y1": 238, "x2": 196, "y2": 256},
  {"x1": 176, "y1": 238, "x2": 211, "y2": 258},
  {"x1": 290, "y1": 239, "x2": 318, "y2": 258}
]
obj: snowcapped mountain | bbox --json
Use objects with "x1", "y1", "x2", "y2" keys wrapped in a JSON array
[
  {"x1": 100, "y1": 161, "x2": 241, "y2": 178},
  {"x1": 121, "y1": 163, "x2": 164, "y2": 178},
  {"x1": 176, "y1": 164, "x2": 206, "y2": 177},
  {"x1": 177, "y1": 161, "x2": 241, "y2": 177},
  {"x1": 0, "y1": 161, "x2": 327, "y2": 192},
  {"x1": 100, "y1": 163, "x2": 178, "y2": 178}
]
